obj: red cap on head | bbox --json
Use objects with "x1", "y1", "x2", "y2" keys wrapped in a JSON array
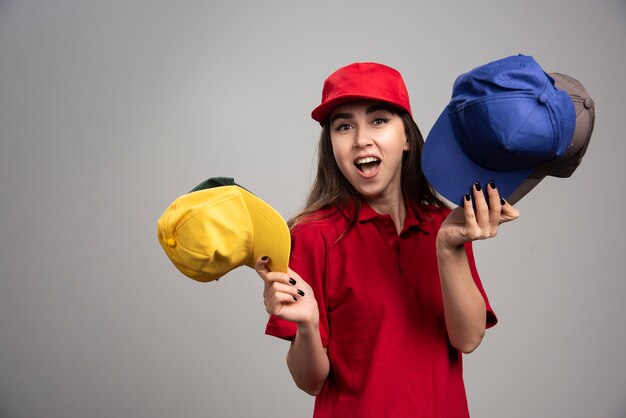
[{"x1": 311, "y1": 62, "x2": 413, "y2": 124}]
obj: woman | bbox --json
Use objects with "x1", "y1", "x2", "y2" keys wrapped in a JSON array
[{"x1": 255, "y1": 62, "x2": 519, "y2": 417}]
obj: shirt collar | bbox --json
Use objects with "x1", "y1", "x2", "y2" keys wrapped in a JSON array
[
  {"x1": 348, "y1": 199, "x2": 432, "y2": 234},
  {"x1": 356, "y1": 201, "x2": 379, "y2": 222}
]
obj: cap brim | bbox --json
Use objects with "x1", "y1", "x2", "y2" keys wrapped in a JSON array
[
  {"x1": 422, "y1": 108, "x2": 534, "y2": 206},
  {"x1": 506, "y1": 176, "x2": 544, "y2": 205},
  {"x1": 239, "y1": 189, "x2": 291, "y2": 274},
  {"x1": 311, "y1": 94, "x2": 410, "y2": 124}
]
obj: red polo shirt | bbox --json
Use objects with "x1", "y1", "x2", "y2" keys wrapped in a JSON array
[{"x1": 266, "y1": 201, "x2": 497, "y2": 418}]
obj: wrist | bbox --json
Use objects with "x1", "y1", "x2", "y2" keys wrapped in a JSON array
[
  {"x1": 297, "y1": 314, "x2": 320, "y2": 336},
  {"x1": 436, "y1": 232, "x2": 465, "y2": 255}
]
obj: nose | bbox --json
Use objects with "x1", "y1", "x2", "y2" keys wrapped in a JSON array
[{"x1": 354, "y1": 127, "x2": 373, "y2": 148}]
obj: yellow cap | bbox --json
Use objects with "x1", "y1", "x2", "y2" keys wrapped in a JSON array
[{"x1": 157, "y1": 182, "x2": 290, "y2": 282}]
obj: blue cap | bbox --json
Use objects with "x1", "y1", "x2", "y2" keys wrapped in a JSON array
[{"x1": 422, "y1": 55, "x2": 576, "y2": 206}]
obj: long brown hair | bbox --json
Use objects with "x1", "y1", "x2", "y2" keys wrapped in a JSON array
[{"x1": 288, "y1": 107, "x2": 446, "y2": 230}]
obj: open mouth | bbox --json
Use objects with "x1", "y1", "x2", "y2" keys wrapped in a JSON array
[{"x1": 354, "y1": 156, "x2": 381, "y2": 175}]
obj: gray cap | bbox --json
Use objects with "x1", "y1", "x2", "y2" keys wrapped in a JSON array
[{"x1": 507, "y1": 72, "x2": 596, "y2": 204}]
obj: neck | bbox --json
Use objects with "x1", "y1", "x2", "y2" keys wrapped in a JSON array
[{"x1": 364, "y1": 192, "x2": 406, "y2": 235}]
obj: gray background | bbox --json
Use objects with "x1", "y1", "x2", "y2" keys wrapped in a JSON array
[{"x1": 1, "y1": 0, "x2": 625, "y2": 417}]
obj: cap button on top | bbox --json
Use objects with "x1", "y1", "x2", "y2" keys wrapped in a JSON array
[
  {"x1": 584, "y1": 97, "x2": 594, "y2": 109},
  {"x1": 166, "y1": 238, "x2": 176, "y2": 247},
  {"x1": 538, "y1": 93, "x2": 549, "y2": 104}
]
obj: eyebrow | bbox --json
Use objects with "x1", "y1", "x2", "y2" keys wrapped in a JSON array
[
  {"x1": 366, "y1": 104, "x2": 396, "y2": 115},
  {"x1": 330, "y1": 104, "x2": 396, "y2": 124}
]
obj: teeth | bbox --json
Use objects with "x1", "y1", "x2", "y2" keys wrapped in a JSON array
[{"x1": 355, "y1": 156, "x2": 380, "y2": 165}]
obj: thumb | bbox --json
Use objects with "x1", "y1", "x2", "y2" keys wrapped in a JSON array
[{"x1": 254, "y1": 256, "x2": 272, "y2": 281}]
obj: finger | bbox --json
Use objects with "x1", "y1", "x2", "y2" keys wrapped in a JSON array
[
  {"x1": 264, "y1": 271, "x2": 296, "y2": 287},
  {"x1": 472, "y1": 182, "x2": 490, "y2": 228},
  {"x1": 264, "y1": 280, "x2": 300, "y2": 301},
  {"x1": 486, "y1": 180, "x2": 502, "y2": 233},
  {"x1": 462, "y1": 191, "x2": 476, "y2": 223},
  {"x1": 286, "y1": 268, "x2": 306, "y2": 289},
  {"x1": 265, "y1": 292, "x2": 299, "y2": 316},
  {"x1": 254, "y1": 258, "x2": 270, "y2": 283},
  {"x1": 256, "y1": 256, "x2": 296, "y2": 287},
  {"x1": 255, "y1": 255, "x2": 271, "y2": 275},
  {"x1": 499, "y1": 198, "x2": 521, "y2": 223}
]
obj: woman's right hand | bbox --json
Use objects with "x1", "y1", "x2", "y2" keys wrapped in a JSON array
[{"x1": 255, "y1": 256, "x2": 319, "y2": 327}]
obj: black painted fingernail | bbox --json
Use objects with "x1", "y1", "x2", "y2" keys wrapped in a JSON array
[
  {"x1": 261, "y1": 256, "x2": 269, "y2": 261},
  {"x1": 293, "y1": 296, "x2": 297, "y2": 302},
  {"x1": 297, "y1": 289, "x2": 305, "y2": 297},
  {"x1": 474, "y1": 182, "x2": 482, "y2": 191},
  {"x1": 289, "y1": 277, "x2": 296, "y2": 285},
  {"x1": 464, "y1": 193, "x2": 471, "y2": 202},
  {"x1": 500, "y1": 198, "x2": 506, "y2": 205},
  {"x1": 489, "y1": 180, "x2": 496, "y2": 189}
]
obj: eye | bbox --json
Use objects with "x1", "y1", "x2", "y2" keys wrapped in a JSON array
[
  {"x1": 372, "y1": 117, "x2": 389, "y2": 126},
  {"x1": 334, "y1": 123, "x2": 353, "y2": 132}
]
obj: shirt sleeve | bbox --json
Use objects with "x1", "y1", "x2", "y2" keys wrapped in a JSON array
[
  {"x1": 265, "y1": 221, "x2": 331, "y2": 346},
  {"x1": 464, "y1": 240, "x2": 498, "y2": 328}
]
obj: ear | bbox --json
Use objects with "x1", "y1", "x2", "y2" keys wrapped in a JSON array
[{"x1": 403, "y1": 138, "x2": 410, "y2": 151}]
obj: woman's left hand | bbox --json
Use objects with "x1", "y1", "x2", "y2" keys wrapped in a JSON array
[{"x1": 438, "y1": 181, "x2": 520, "y2": 249}]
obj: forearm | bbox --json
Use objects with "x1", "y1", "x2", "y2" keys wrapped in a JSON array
[
  {"x1": 286, "y1": 321, "x2": 330, "y2": 396},
  {"x1": 437, "y1": 240, "x2": 487, "y2": 354}
]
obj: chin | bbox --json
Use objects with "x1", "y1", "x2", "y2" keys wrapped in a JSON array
[{"x1": 355, "y1": 186, "x2": 384, "y2": 200}]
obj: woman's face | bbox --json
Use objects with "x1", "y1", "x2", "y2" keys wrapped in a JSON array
[{"x1": 329, "y1": 101, "x2": 409, "y2": 204}]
